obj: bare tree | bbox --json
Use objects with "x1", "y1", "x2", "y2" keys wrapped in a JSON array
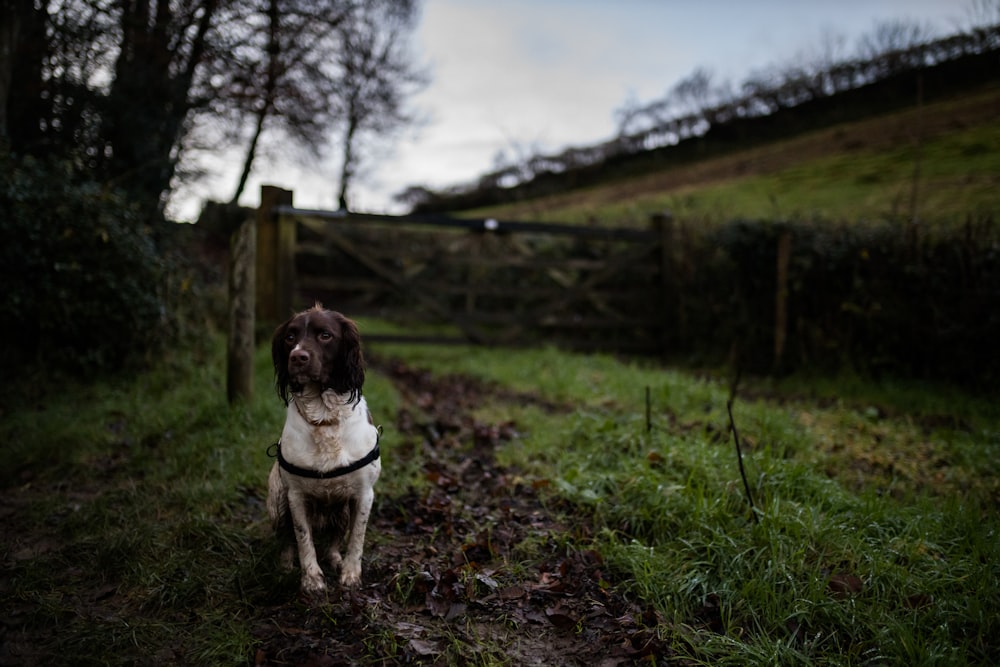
[
  {"x1": 226, "y1": 0, "x2": 283, "y2": 205},
  {"x1": 670, "y1": 67, "x2": 716, "y2": 118},
  {"x1": 855, "y1": 18, "x2": 936, "y2": 72},
  {"x1": 209, "y1": 0, "x2": 427, "y2": 211},
  {"x1": 793, "y1": 27, "x2": 849, "y2": 96},
  {"x1": 614, "y1": 91, "x2": 673, "y2": 137},
  {"x1": 100, "y1": 0, "x2": 227, "y2": 222},
  {"x1": 6, "y1": 0, "x2": 430, "y2": 223},
  {"x1": 330, "y1": 0, "x2": 427, "y2": 210},
  {"x1": 964, "y1": 0, "x2": 1000, "y2": 29},
  {"x1": 219, "y1": 0, "x2": 353, "y2": 205},
  {"x1": 3, "y1": 0, "x2": 233, "y2": 220}
]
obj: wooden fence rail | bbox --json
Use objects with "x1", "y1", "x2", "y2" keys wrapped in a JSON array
[
  {"x1": 254, "y1": 185, "x2": 674, "y2": 354},
  {"x1": 234, "y1": 183, "x2": 1000, "y2": 388}
]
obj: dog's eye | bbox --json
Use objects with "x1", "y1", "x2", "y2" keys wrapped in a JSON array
[
  {"x1": 285, "y1": 332, "x2": 296, "y2": 343},
  {"x1": 318, "y1": 330, "x2": 333, "y2": 341}
]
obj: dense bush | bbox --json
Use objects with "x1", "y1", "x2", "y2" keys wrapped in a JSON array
[
  {"x1": 0, "y1": 156, "x2": 172, "y2": 372},
  {"x1": 671, "y1": 217, "x2": 1000, "y2": 387}
]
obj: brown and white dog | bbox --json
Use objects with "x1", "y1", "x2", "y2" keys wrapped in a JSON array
[{"x1": 266, "y1": 304, "x2": 381, "y2": 595}]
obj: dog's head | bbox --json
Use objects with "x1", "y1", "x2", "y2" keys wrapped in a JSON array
[{"x1": 271, "y1": 304, "x2": 365, "y2": 405}]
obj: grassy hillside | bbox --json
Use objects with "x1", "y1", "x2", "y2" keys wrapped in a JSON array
[{"x1": 466, "y1": 84, "x2": 1000, "y2": 229}]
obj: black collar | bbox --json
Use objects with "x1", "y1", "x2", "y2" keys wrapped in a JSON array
[{"x1": 267, "y1": 429, "x2": 381, "y2": 480}]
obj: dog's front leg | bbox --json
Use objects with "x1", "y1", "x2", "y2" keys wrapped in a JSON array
[
  {"x1": 287, "y1": 489, "x2": 326, "y2": 595},
  {"x1": 340, "y1": 488, "x2": 374, "y2": 588},
  {"x1": 266, "y1": 464, "x2": 296, "y2": 571}
]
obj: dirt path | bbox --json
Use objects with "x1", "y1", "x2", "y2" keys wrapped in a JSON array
[{"x1": 251, "y1": 357, "x2": 674, "y2": 665}]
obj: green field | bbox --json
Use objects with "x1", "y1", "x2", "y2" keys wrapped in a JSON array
[
  {"x1": 3, "y1": 330, "x2": 997, "y2": 664},
  {"x1": 466, "y1": 84, "x2": 1000, "y2": 230}
]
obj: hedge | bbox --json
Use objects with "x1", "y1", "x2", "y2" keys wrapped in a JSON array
[
  {"x1": 666, "y1": 217, "x2": 999, "y2": 388},
  {"x1": 0, "y1": 156, "x2": 170, "y2": 372}
]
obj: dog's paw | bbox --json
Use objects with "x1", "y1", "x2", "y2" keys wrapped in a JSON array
[
  {"x1": 300, "y1": 567, "x2": 328, "y2": 596},
  {"x1": 327, "y1": 549, "x2": 343, "y2": 570},
  {"x1": 339, "y1": 561, "x2": 362, "y2": 588}
]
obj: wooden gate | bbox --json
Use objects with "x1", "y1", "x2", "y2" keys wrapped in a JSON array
[{"x1": 256, "y1": 186, "x2": 673, "y2": 354}]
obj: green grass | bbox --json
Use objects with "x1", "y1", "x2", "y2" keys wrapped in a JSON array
[
  {"x1": 662, "y1": 123, "x2": 1000, "y2": 226},
  {"x1": 2, "y1": 346, "x2": 277, "y2": 664},
  {"x1": 464, "y1": 87, "x2": 1000, "y2": 230},
  {"x1": 2, "y1": 334, "x2": 997, "y2": 664},
  {"x1": 369, "y1": 339, "x2": 1000, "y2": 665},
  {"x1": 0, "y1": 335, "x2": 422, "y2": 666}
]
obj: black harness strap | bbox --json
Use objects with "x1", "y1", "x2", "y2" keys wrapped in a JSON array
[{"x1": 267, "y1": 428, "x2": 381, "y2": 480}]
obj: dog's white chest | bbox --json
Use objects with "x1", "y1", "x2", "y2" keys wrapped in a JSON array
[{"x1": 280, "y1": 392, "x2": 377, "y2": 473}]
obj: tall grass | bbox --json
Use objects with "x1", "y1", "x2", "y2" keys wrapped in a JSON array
[
  {"x1": 2, "y1": 335, "x2": 997, "y2": 664},
  {"x1": 564, "y1": 414, "x2": 996, "y2": 664},
  {"x1": 372, "y1": 339, "x2": 1000, "y2": 665}
]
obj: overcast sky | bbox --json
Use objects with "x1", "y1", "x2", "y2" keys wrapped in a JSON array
[{"x1": 172, "y1": 0, "x2": 975, "y2": 220}]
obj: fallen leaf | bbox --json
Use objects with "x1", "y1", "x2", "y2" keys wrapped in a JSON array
[
  {"x1": 300, "y1": 652, "x2": 336, "y2": 667},
  {"x1": 525, "y1": 609, "x2": 548, "y2": 624},
  {"x1": 426, "y1": 594, "x2": 452, "y2": 617},
  {"x1": 545, "y1": 605, "x2": 578, "y2": 629},
  {"x1": 499, "y1": 585, "x2": 526, "y2": 600},
  {"x1": 408, "y1": 639, "x2": 440, "y2": 657},
  {"x1": 445, "y1": 602, "x2": 467, "y2": 621},
  {"x1": 394, "y1": 621, "x2": 428, "y2": 639}
]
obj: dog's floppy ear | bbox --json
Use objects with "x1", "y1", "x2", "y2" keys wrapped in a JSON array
[
  {"x1": 271, "y1": 317, "x2": 293, "y2": 405},
  {"x1": 327, "y1": 312, "x2": 365, "y2": 405}
]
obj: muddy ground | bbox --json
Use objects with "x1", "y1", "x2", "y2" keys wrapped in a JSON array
[
  {"x1": 251, "y1": 357, "x2": 683, "y2": 666},
  {"x1": 0, "y1": 357, "x2": 692, "y2": 666}
]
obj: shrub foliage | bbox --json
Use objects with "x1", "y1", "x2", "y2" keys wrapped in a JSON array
[
  {"x1": 669, "y1": 217, "x2": 1000, "y2": 386},
  {"x1": 0, "y1": 156, "x2": 171, "y2": 371}
]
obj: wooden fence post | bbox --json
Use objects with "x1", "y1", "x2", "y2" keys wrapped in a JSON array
[
  {"x1": 773, "y1": 229, "x2": 793, "y2": 373},
  {"x1": 228, "y1": 208, "x2": 256, "y2": 404},
  {"x1": 256, "y1": 185, "x2": 295, "y2": 323},
  {"x1": 651, "y1": 211, "x2": 674, "y2": 357}
]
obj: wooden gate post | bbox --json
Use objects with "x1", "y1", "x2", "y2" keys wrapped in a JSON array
[
  {"x1": 651, "y1": 211, "x2": 674, "y2": 357},
  {"x1": 228, "y1": 208, "x2": 256, "y2": 404},
  {"x1": 773, "y1": 229, "x2": 793, "y2": 373},
  {"x1": 256, "y1": 185, "x2": 295, "y2": 323}
]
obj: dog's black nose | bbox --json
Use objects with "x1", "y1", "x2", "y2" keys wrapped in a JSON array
[{"x1": 290, "y1": 349, "x2": 310, "y2": 366}]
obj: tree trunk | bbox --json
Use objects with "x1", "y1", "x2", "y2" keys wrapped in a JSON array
[
  {"x1": 231, "y1": 110, "x2": 265, "y2": 206},
  {"x1": 105, "y1": 0, "x2": 218, "y2": 222},
  {"x1": 337, "y1": 114, "x2": 359, "y2": 211},
  {"x1": 230, "y1": 0, "x2": 279, "y2": 206},
  {"x1": 0, "y1": 3, "x2": 19, "y2": 142},
  {"x1": 4, "y1": 0, "x2": 46, "y2": 153}
]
